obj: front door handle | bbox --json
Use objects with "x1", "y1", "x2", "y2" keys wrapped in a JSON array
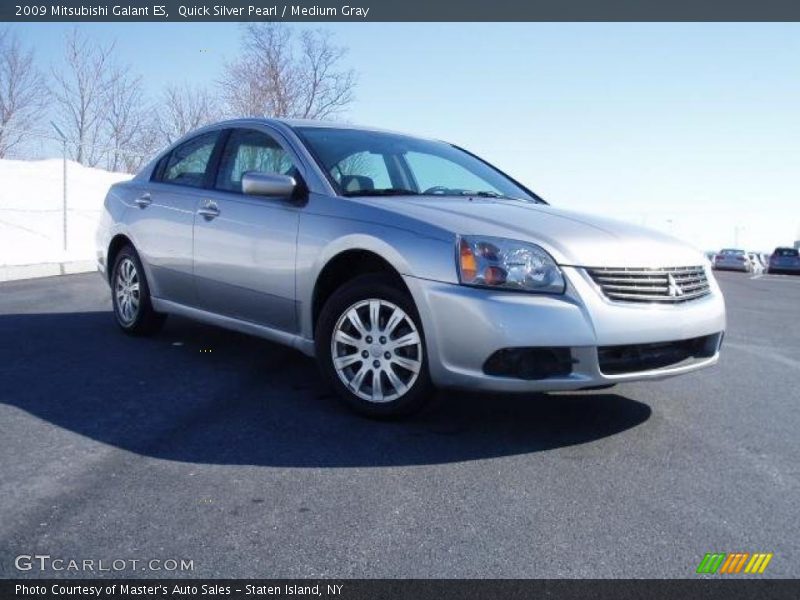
[
  {"x1": 135, "y1": 193, "x2": 151, "y2": 208},
  {"x1": 198, "y1": 201, "x2": 220, "y2": 220}
]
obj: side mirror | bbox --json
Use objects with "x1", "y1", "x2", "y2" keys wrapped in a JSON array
[{"x1": 241, "y1": 172, "x2": 297, "y2": 198}]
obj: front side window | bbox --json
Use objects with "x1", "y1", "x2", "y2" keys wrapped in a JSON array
[
  {"x1": 330, "y1": 151, "x2": 392, "y2": 192},
  {"x1": 160, "y1": 131, "x2": 219, "y2": 188},
  {"x1": 295, "y1": 127, "x2": 541, "y2": 202},
  {"x1": 215, "y1": 128, "x2": 296, "y2": 193}
]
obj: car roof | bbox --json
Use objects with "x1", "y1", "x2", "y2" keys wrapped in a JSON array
[{"x1": 207, "y1": 117, "x2": 439, "y2": 141}]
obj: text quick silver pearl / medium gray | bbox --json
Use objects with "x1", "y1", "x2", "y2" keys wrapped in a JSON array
[{"x1": 96, "y1": 118, "x2": 726, "y2": 417}]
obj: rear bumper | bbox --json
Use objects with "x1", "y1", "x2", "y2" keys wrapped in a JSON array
[
  {"x1": 714, "y1": 262, "x2": 749, "y2": 272},
  {"x1": 768, "y1": 265, "x2": 800, "y2": 274},
  {"x1": 404, "y1": 266, "x2": 726, "y2": 392}
]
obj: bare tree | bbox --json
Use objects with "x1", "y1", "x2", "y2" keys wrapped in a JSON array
[
  {"x1": 0, "y1": 29, "x2": 47, "y2": 158},
  {"x1": 104, "y1": 69, "x2": 150, "y2": 172},
  {"x1": 155, "y1": 83, "x2": 219, "y2": 146},
  {"x1": 220, "y1": 24, "x2": 356, "y2": 120},
  {"x1": 121, "y1": 116, "x2": 163, "y2": 173},
  {"x1": 51, "y1": 28, "x2": 116, "y2": 166}
]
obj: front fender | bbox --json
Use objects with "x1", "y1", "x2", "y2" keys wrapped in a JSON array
[{"x1": 295, "y1": 216, "x2": 456, "y2": 340}]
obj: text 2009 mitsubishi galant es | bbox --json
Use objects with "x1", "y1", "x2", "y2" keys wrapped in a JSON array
[{"x1": 96, "y1": 119, "x2": 726, "y2": 417}]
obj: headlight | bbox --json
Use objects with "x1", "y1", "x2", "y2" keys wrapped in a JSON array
[{"x1": 457, "y1": 235, "x2": 566, "y2": 294}]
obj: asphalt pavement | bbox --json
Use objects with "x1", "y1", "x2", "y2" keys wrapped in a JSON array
[{"x1": 0, "y1": 270, "x2": 797, "y2": 578}]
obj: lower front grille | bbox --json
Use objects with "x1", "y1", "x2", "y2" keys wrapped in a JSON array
[
  {"x1": 598, "y1": 334, "x2": 720, "y2": 375},
  {"x1": 586, "y1": 265, "x2": 711, "y2": 303}
]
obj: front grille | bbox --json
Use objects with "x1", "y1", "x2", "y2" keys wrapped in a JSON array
[{"x1": 585, "y1": 265, "x2": 710, "y2": 304}]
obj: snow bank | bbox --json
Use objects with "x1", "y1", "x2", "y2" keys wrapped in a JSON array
[{"x1": 0, "y1": 159, "x2": 131, "y2": 267}]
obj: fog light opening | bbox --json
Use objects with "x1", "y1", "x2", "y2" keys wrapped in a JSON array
[{"x1": 483, "y1": 347, "x2": 573, "y2": 380}]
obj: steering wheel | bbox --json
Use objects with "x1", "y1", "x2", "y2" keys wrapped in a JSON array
[{"x1": 422, "y1": 186, "x2": 451, "y2": 195}]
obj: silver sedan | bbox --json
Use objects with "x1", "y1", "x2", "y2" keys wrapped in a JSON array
[
  {"x1": 96, "y1": 119, "x2": 726, "y2": 417},
  {"x1": 713, "y1": 248, "x2": 752, "y2": 272}
]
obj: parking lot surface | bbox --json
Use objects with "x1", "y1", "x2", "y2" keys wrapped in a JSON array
[{"x1": 0, "y1": 270, "x2": 798, "y2": 578}]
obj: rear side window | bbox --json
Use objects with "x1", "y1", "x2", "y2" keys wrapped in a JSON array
[
  {"x1": 215, "y1": 128, "x2": 295, "y2": 193},
  {"x1": 160, "y1": 131, "x2": 219, "y2": 188}
]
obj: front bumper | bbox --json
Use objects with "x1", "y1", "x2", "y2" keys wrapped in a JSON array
[{"x1": 404, "y1": 266, "x2": 726, "y2": 392}]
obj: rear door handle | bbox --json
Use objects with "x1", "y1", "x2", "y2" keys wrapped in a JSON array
[
  {"x1": 135, "y1": 193, "x2": 151, "y2": 208},
  {"x1": 198, "y1": 201, "x2": 220, "y2": 220}
]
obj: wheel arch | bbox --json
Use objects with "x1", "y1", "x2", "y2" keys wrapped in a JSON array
[
  {"x1": 311, "y1": 248, "x2": 412, "y2": 337},
  {"x1": 106, "y1": 234, "x2": 134, "y2": 284}
]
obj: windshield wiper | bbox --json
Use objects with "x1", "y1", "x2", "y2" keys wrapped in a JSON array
[
  {"x1": 343, "y1": 188, "x2": 420, "y2": 197},
  {"x1": 459, "y1": 190, "x2": 527, "y2": 201}
]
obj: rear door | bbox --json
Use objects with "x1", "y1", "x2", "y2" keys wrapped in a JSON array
[
  {"x1": 127, "y1": 130, "x2": 221, "y2": 305},
  {"x1": 192, "y1": 126, "x2": 301, "y2": 332}
]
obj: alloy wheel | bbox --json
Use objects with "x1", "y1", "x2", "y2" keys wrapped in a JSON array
[
  {"x1": 330, "y1": 299, "x2": 423, "y2": 403},
  {"x1": 115, "y1": 257, "x2": 140, "y2": 324}
]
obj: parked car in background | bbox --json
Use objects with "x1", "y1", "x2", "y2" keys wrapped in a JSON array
[
  {"x1": 768, "y1": 247, "x2": 800, "y2": 275},
  {"x1": 747, "y1": 252, "x2": 766, "y2": 274},
  {"x1": 713, "y1": 248, "x2": 751, "y2": 272},
  {"x1": 96, "y1": 118, "x2": 726, "y2": 417}
]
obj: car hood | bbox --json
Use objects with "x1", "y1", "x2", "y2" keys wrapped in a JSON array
[{"x1": 356, "y1": 196, "x2": 705, "y2": 268}]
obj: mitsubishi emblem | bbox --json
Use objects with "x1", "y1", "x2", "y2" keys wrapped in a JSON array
[{"x1": 667, "y1": 273, "x2": 684, "y2": 297}]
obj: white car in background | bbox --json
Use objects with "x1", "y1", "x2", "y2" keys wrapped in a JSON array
[{"x1": 748, "y1": 252, "x2": 765, "y2": 274}]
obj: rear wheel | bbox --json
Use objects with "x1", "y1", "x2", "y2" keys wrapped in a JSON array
[
  {"x1": 316, "y1": 274, "x2": 434, "y2": 418},
  {"x1": 111, "y1": 245, "x2": 166, "y2": 336}
]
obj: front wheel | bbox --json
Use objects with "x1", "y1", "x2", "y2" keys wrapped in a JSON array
[{"x1": 315, "y1": 274, "x2": 434, "y2": 418}]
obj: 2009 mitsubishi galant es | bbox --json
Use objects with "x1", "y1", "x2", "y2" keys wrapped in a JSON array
[{"x1": 97, "y1": 118, "x2": 726, "y2": 417}]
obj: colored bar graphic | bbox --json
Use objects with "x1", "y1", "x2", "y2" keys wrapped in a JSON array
[{"x1": 699, "y1": 552, "x2": 773, "y2": 575}]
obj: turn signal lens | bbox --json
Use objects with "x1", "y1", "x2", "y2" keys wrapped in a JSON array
[{"x1": 459, "y1": 239, "x2": 477, "y2": 282}]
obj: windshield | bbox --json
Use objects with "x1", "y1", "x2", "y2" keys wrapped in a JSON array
[
  {"x1": 294, "y1": 127, "x2": 542, "y2": 202},
  {"x1": 774, "y1": 248, "x2": 799, "y2": 257},
  {"x1": 721, "y1": 249, "x2": 745, "y2": 255}
]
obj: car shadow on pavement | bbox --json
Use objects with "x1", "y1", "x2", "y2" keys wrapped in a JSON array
[{"x1": 0, "y1": 311, "x2": 652, "y2": 468}]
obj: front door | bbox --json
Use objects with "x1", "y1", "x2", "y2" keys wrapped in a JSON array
[{"x1": 192, "y1": 127, "x2": 300, "y2": 332}]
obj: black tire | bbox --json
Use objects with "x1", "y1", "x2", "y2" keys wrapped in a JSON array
[
  {"x1": 110, "y1": 244, "x2": 166, "y2": 336},
  {"x1": 315, "y1": 274, "x2": 434, "y2": 418}
]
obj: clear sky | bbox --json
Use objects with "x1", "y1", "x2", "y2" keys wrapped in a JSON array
[{"x1": 9, "y1": 22, "x2": 800, "y2": 251}]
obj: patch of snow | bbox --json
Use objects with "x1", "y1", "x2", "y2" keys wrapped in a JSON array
[{"x1": 0, "y1": 159, "x2": 131, "y2": 266}]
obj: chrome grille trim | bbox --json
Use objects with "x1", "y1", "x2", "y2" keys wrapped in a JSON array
[{"x1": 585, "y1": 265, "x2": 711, "y2": 304}]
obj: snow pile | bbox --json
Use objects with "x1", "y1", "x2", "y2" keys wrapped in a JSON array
[{"x1": 0, "y1": 159, "x2": 131, "y2": 266}]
